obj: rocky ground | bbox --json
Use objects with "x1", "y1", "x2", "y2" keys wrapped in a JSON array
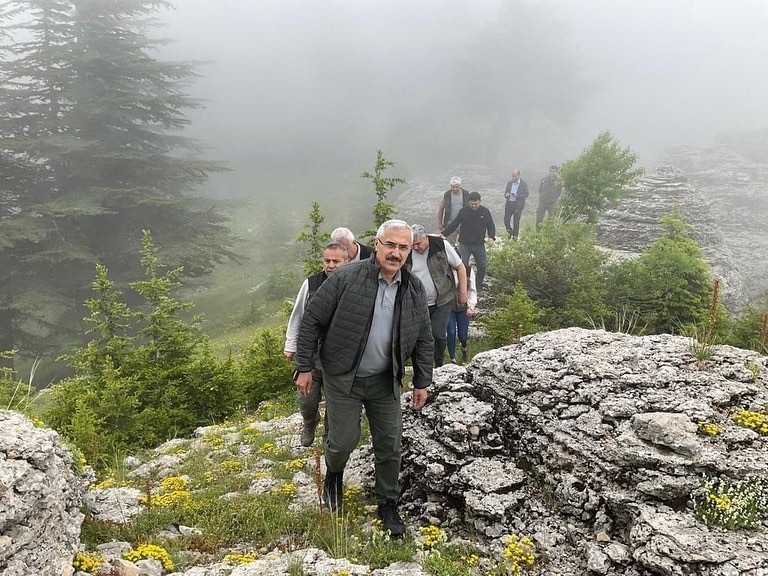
[{"x1": 4, "y1": 328, "x2": 768, "y2": 575}]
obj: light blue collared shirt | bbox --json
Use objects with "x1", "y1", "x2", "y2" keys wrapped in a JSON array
[
  {"x1": 508, "y1": 180, "x2": 520, "y2": 201},
  {"x1": 357, "y1": 270, "x2": 401, "y2": 377}
]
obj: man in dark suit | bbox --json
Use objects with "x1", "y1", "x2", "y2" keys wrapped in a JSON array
[{"x1": 503, "y1": 169, "x2": 529, "y2": 240}]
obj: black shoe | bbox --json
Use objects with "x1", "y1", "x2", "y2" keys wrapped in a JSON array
[
  {"x1": 377, "y1": 499, "x2": 405, "y2": 537},
  {"x1": 323, "y1": 470, "x2": 343, "y2": 512}
]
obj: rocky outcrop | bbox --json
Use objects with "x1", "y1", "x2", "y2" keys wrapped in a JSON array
[
  {"x1": 400, "y1": 328, "x2": 768, "y2": 575},
  {"x1": 596, "y1": 166, "x2": 747, "y2": 312},
  {"x1": 0, "y1": 410, "x2": 88, "y2": 576},
  {"x1": 664, "y1": 143, "x2": 768, "y2": 303}
]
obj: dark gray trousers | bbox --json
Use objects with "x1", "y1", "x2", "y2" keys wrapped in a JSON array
[{"x1": 323, "y1": 370, "x2": 402, "y2": 503}]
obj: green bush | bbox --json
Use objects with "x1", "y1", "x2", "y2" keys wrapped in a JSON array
[
  {"x1": 728, "y1": 291, "x2": 768, "y2": 354},
  {"x1": 481, "y1": 283, "x2": 546, "y2": 347},
  {"x1": 239, "y1": 328, "x2": 294, "y2": 411},
  {"x1": 45, "y1": 231, "x2": 247, "y2": 467},
  {"x1": 604, "y1": 212, "x2": 713, "y2": 334},
  {"x1": 487, "y1": 220, "x2": 608, "y2": 328},
  {"x1": 559, "y1": 131, "x2": 643, "y2": 224}
]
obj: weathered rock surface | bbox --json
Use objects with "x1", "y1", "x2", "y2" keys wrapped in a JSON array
[
  {"x1": 0, "y1": 410, "x2": 88, "y2": 576},
  {"x1": 400, "y1": 328, "x2": 768, "y2": 576},
  {"x1": 596, "y1": 166, "x2": 747, "y2": 312},
  {"x1": 663, "y1": 143, "x2": 768, "y2": 303}
]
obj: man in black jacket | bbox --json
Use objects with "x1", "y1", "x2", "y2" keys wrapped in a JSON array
[
  {"x1": 284, "y1": 242, "x2": 349, "y2": 446},
  {"x1": 503, "y1": 169, "x2": 529, "y2": 240},
  {"x1": 331, "y1": 227, "x2": 374, "y2": 262},
  {"x1": 295, "y1": 219, "x2": 433, "y2": 537},
  {"x1": 441, "y1": 192, "x2": 496, "y2": 293}
]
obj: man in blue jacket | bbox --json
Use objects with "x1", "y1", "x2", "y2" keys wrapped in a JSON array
[{"x1": 295, "y1": 219, "x2": 433, "y2": 537}]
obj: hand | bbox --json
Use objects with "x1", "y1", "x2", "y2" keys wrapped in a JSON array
[
  {"x1": 457, "y1": 289, "x2": 468, "y2": 307},
  {"x1": 466, "y1": 307, "x2": 476, "y2": 317},
  {"x1": 411, "y1": 388, "x2": 427, "y2": 411},
  {"x1": 283, "y1": 351, "x2": 295, "y2": 360},
  {"x1": 486, "y1": 237, "x2": 495, "y2": 245},
  {"x1": 295, "y1": 371, "x2": 312, "y2": 397}
]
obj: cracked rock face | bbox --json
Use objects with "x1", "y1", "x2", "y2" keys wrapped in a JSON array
[
  {"x1": 596, "y1": 166, "x2": 747, "y2": 312},
  {"x1": 0, "y1": 411, "x2": 87, "y2": 576},
  {"x1": 400, "y1": 328, "x2": 768, "y2": 576}
]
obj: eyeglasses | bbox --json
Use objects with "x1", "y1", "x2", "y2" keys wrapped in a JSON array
[{"x1": 378, "y1": 240, "x2": 411, "y2": 252}]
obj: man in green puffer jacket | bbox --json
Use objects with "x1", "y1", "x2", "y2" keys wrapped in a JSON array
[{"x1": 294, "y1": 219, "x2": 433, "y2": 537}]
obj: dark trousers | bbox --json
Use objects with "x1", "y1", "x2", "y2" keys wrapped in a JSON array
[
  {"x1": 536, "y1": 201, "x2": 557, "y2": 228},
  {"x1": 428, "y1": 301, "x2": 453, "y2": 367},
  {"x1": 447, "y1": 309, "x2": 470, "y2": 359},
  {"x1": 324, "y1": 370, "x2": 401, "y2": 503},
  {"x1": 504, "y1": 200, "x2": 523, "y2": 239},
  {"x1": 297, "y1": 367, "x2": 327, "y2": 439},
  {"x1": 459, "y1": 242, "x2": 487, "y2": 291}
]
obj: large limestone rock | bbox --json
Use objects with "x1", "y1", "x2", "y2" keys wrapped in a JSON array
[
  {"x1": 596, "y1": 166, "x2": 747, "y2": 312},
  {"x1": 400, "y1": 328, "x2": 768, "y2": 576},
  {"x1": 0, "y1": 411, "x2": 88, "y2": 576},
  {"x1": 664, "y1": 142, "x2": 768, "y2": 303}
]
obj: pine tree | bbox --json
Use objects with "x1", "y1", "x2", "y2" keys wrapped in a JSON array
[
  {"x1": 361, "y1": 149, "x2": 405, "y2": 237},
  {"x1": 0, "y1": 0, "x2": 235, "y2": 361},
  {"x1": 295, "y1": 201, "x2": 330, "y2": 276}
]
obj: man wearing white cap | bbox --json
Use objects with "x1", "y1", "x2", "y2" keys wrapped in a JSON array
[{"x1": 437, "y1": 176, "x2": 468, "y2": 246}]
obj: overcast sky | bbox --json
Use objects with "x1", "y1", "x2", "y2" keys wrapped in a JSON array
[{"x1": 157, "y1": 0, "x2": 768, "y2": 196}]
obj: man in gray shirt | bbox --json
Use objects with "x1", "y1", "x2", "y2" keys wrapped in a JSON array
[{"x1": 295, "y1": 220, "x2": 433, "y2": 537}]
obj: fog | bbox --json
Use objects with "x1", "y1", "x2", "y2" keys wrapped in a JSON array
[{"x1": 159, "y1": 0, "x2": 768, "y2": 197}]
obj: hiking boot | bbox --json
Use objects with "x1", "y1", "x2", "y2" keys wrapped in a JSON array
[
  {"x1": 460, "y1": 343, "x2": 469, "y2": 364},
  {"x1": 377, "y1": 499, "x2": 405, "y2": 537},
  {"x1": 300, "y1": 414, "x2": 320, "y2": 447},
  {"x1": 323, "y1": 470, "x2": 344, "y2": 512}
]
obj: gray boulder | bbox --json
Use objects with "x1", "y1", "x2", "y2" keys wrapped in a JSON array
[
  {"x1": 400, "y1": 328, "x2": 768, "y2": 575},
  {"x1": 0, "y1": 410, "x2": 87, "y2": 576}
]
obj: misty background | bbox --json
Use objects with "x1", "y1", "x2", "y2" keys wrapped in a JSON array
[{"x1": 156, "y1": 0, "x2": 768, "y2": 199}]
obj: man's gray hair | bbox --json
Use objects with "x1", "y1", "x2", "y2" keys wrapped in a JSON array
[
  {"x1": 324, "y1": 241, "x2": 349, "y2": 258},
  {"x1": 330, "y1": 227, "x2": 355, "y2": 243},
  {"x1": 376, "y1": 219, "x2": 412, "y2": 241},
  {"x1": 410, "y1": 224, "x2": 427, "y2": 240}
]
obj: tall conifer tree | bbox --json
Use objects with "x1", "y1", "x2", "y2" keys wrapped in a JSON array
[{"x1": 0, "y1": 0, "x2": 234, "y2": 359}]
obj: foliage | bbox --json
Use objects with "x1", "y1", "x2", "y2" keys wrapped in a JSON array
[
  {"x1": 693, "y1": 475, "x2": 768, "y2": 530},
  {"x1": 361, "y1": 150, "x2": 405, "y2": 237},
  {"x1": 732, "y1": 409, "x2": 768, "y2": 435},
  {"x1": 728, "y1": 292, "x2": 768, "y2": 355},
  {"x1": 559, "y1": 131, "x2": 643, "y2": 224},
  {"x1": 72, "y1": 550, "x2": 106, "y2": 574},
  {"x1": 487, "y1": 220, "x2": 608, "y2": 328},
  {"x1": 45, "y1": 232, "x2": 251, "y2": 467},
  {"x1": 589, "y1": 306, "x2": 647, "y2": 335},
  {"x1": 239, "y1": 328, "x2": 294, "y2": 411},
  {"x1": 491, "y1": 534, "x2": 535, "y2": 576},
  {"x1": 124, "y1": 543, "x2": 175, "y2": 571},
  {"x1": 0, "y1": 0, "x2": 235, "y2": 361},
  {"x1": 604, "y1": 212, "x2": 715, "y2": 335},
  {"x1": 296, "y1": 201, "x2": 331, "y2": 276},
  {"x1": 480, "y1": 284, "x2": 546, "y2": 347}
]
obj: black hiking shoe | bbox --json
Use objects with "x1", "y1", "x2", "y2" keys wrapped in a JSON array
[
  {"x1": 323, "y1": 470, "x2": 344, "y2": 512},
  {"x1": 377, "y1": 499, "x2": 405, "y2": 537}
]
